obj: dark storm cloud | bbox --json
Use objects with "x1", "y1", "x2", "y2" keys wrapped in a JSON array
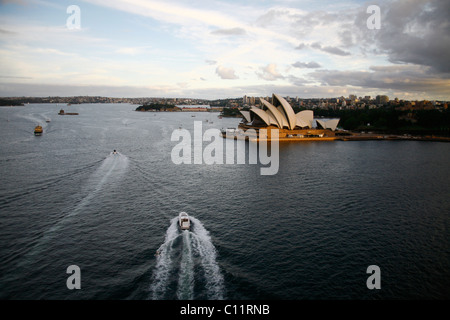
[
  {"x1": 355, "y1": 0, "x2": 450, "y2": 73},
  {"x1": 309, "y1": 65, "x2": 450, "y2": 97}
]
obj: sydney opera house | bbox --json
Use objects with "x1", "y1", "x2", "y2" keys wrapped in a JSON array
[{"x1": 233, "y1": 93, "x2": 340, "y2": 140}]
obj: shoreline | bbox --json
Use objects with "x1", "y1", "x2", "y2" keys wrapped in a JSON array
[{"x1": 222, "y1": 132, "x2": 450, "y2": 143}]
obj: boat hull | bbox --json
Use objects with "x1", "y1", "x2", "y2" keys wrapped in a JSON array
[
  {"x1": 34, "y1": 126, "x2": 43, "y2": 136},
  {"x1": 179, "y1": 212, "x2": 190, "y2": 230}
]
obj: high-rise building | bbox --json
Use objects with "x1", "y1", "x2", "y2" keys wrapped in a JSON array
[{"x1": 376, "y1": 95, "x2": 389, "y2": 104}]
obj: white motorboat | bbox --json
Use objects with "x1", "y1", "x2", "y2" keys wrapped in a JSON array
[{"x1": 179, "y1": 212, "x2": 190, "y2": 230}]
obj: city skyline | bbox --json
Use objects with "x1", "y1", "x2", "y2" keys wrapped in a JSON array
[{"x1": 0, "y1": 0, "x2": 449, "y2": 100}]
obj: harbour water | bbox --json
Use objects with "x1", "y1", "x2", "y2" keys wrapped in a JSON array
[{"x1": 0, "y1": 103, "x2": 449, "y2": 300}]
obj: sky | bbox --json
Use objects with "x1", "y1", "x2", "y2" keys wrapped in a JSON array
[{"x1": 0, "y1": 0, "x2": 449, "y2": 100}]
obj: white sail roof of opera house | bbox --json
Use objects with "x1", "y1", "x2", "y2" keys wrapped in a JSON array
[
  {"x1": 316, "y1": 119, "x2": 340, "y2": 131},
  {"x1": 272, "y1": 93, "x2": 297, "y2": 130},
  {"x1": 295, "y1": 110, "x2": 313, "y2": 128},
  {"x1": 241, "y1": 94, "x2": 339, "y2": 130},
  {"x1": 240, "y1": 110, "x2": 252, "y2": 123},
  {"x1": 260, "y1": 98, "x2": 289, "y2": 128},
  {"x1": 249, "y1": 107, "x2": 272, "y2": 126}
]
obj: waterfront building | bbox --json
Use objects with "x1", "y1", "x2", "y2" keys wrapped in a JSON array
[{"x1": 235, "y1": 93, "x2": 340, "y2": 140}]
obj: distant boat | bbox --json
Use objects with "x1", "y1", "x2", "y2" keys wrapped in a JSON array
[
  {"x1": 179, "y1": 212, "x2": 190, "y2": 230},
  {"x1": 46, "y1": 118, "x2": 51, "y2": 123},
  {"x1": 58, "y1": 108, "x2": 78, "y2": 115},
  {"x1": 34, "y1": 125, "x2": 43, "y2": 136}
]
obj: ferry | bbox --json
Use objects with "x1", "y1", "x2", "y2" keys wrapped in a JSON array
[
  {"x1": 34, "y1": 125, "x2": 43, "y2": 136},
  {"x1": 58, "y1": 109, "x2": 79, "y2": 115},
  {"x1": 179, "y1": 212, "x2": 190, "y2": 230}
]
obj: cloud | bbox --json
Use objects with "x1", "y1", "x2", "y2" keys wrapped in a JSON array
[
  {"x1": 0, "y1": 82, "x2": 184, "y2": 97},
  {"x1": 257, "y1": 63, "x2": 284, "y2": 81},
  {"x1": 338, "y1": 30, "x2": 353, "y2": 47},
  {"x1": 292, "y1": 61, "x2": 321, "y2": 69},
  {"x1": 84, "y1": 0, "x2": 243, "y2": 31},
  {"x1": 353, "y1": 0, "x2": 450, "y2": 73},
  {"x1": 295, "y1": 43, "x2": 307, "y2": 50},
  {"x1": 210, "y1": 27, "x2": 246, "y2": 36},
  {"x1": 286, "y1": 75, "x2": 310, "y2": 86},
  {"x1": 215, "y1": 65, "x2": 238, "y2": 79},
  {"x1": 0, "y1": 75, "x2": 32, "y2": 79},
  {"x1": 309, "y1": 65, "x2": 450, "y2": 98},
  {"x1": 311, "y1": 42, "x2": 351, "y2": 56},
  {"x1": 1, "y1": 0, "x2": 449, "y2": 100},
  {"x1": 115, "y1": 46, "x2": 152, "y2": 55},
  {"x1": 0, "y1": 28, "x2": 18, "y2": 35}
]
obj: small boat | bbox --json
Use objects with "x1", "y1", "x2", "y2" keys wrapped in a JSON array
[
  {"x1": 34, "y1": 125, "x2": 43, "y2": 136},
  {"x1": 58, "y1": 108, "x2": 78, "y2": 115},
  {"x1": 46, "y1": 118, "x2": 51, "y2": 123},
  {"x1": 179, "y1": 212, "x2": 190, "y2": 230},
  {"x1": 113, "y1": 149, "x2": 117, "y2": 155}
]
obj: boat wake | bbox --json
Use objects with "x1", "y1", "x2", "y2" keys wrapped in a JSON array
[
  {"x1": 17, "y1": 153, "x2": 129, "y2": 266},
  {"x1": 149, "y1": 216, "x2": 225, "y2": 300},
  {"x1": 71, "y1": 152, "x2": 128, "y2": 218}
]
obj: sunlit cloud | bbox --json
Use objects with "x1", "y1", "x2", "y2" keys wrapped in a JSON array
[{"x1": 215, "y1": 66, "x2": 238, "y2": 80}]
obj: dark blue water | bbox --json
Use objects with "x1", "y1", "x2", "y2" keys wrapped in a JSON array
[{"x1": 0, "y1": 103, "x2": 449, "y2": 300}]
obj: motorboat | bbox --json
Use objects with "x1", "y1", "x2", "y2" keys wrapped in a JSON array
[
  {"x1": 113, "y1": 149, "x2": 117, "y2": 155},
  {"x1": 46, "y1": 118, "x2": 51, "y2": 123},
  {"x1": 34, "y1": 125, "x2": 43, "y2": 136},
  {"x1": 179, "y1": 212, "x2": 190, "y2": 230}
]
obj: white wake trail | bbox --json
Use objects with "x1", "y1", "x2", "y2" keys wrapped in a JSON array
[
  {"x1": 177, "y1": 230, "x2": 195, "y2": 300},
  {"x1": 18, "y1": 153, "x2": 129, "y2": 267},
  {"x1": 68, "y1": 153, "x2": 128, "y2": 218},
  {"x1": 150, "y1": 217, "x2": 180, "y2": 300},
  {"x1": 150, "y1": 215, "x2": 225, "y2": 300},
  {"x1": 189, "y1": 216, "x2": 225, "y2": 300}
]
